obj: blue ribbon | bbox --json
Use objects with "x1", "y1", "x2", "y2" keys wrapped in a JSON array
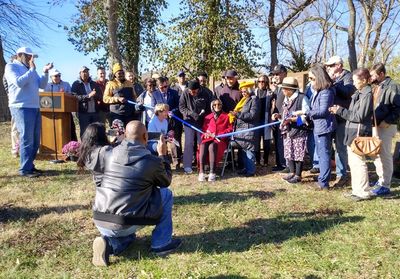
[
  {"x1": 126, "y1": 100, "x2": 154, "y2": 110},
  {"x1": 215, "y1": 121, "x2": 281, "y2": 139}
]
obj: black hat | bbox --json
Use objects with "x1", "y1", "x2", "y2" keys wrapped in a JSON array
[
  {"x1": 271, "y1": 64, "x2": 287, "y2": 74},
  {"x1": 188, "y1": 80, "x2": 200, "y2": 90},
  {"x1": 225, "y1": 70, "x2": 238, "y2": 78}
]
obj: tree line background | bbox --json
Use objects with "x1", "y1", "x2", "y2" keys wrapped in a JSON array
[{"x1": 1, "y1": 0, "x2": 400, "y2": 121}]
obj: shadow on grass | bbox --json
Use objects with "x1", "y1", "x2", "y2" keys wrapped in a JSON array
[
  {"x1": 174, "y1": 189, "x2": 286, "y2": 205},
  {"x1": 177, "y1": 211, "x2": 363, "y2": 254},
  {"x1": 0, "y1": 204, "x2": 89, "y2": 223},
  {"x1": 0, "y1": 169, "x2": 87, "y2": 179}
]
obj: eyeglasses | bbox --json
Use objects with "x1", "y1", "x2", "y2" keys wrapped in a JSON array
[
  {"x1": 308, "y1": 77, "x2": 315, "y2": 81},
  {"x1": 258, "y1": 80, "x2": 266, "y2": 83}
]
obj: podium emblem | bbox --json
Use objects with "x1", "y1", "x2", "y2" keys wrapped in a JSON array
[{"x1": 40, "y1": 96, "x2": 53, "y2": 108}]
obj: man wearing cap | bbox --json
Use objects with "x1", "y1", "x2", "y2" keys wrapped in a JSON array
[
  {"x1": 325, "y1": 55, "x2": 356, "y2": 185},
  {"x1": 4, "y1": 47, "x2": 53, "y2": 177},
  {"x1": 171, "y1": 71, "x2": 188, "y2": 96},
  {"x1": 45, "y1": 69, "x2": 77, "y2": 141},
  {"x1": 103, "y1": 63, "x2": 137, "y2": 126},
  {"x1": 179, "y1": 79, "x2": 212, "y2": 174},
  {"x1": 216, "y1": 69, "x2": 241, "y2": 113},
  {"x1": 270, "y1": 64, "x2": 288, "y2": 172},
  {"x1": 44, "y1": 69, "x2": 72, "y2": 93},
  {"x1": 71, "y1": 66, "x2": 102, "y2": 138}
]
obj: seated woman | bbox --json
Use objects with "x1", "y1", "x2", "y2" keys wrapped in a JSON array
[
  {"x1": 198, "y1": 99, "x2": 232, "y2": 182},
  {"x1": 147, "y1": 104, "x2": 178, "y2": 166},
  {"x1": 229, "y1": 81, "x2": 260, "y2": 177},
  {"x1": 329, "y1": 68, "x2": 373, "y2": 201},
  {"x1": 274, "y1": 77, "x2": 310, "y2": 184},
  {"x1": 77, "y1": 122, "x2": 111, "y2": 187}
]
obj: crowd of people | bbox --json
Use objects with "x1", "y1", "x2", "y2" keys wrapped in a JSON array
[{"x1": 3, "y1": 46, "x2": 400, "y2": 266}]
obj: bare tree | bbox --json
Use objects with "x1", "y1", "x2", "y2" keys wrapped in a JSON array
[{"x1": 0, "y1": 0, "x2": 56, "y2": 121}]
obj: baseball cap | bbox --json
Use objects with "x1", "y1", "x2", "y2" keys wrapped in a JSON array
[
  {"x1": 225, "y1": 70, "x2": 238, "y2": 78},
  {"x1": 80, "y1": 66, "x2": 90, "y2": 72},
  {"x1": 324, "y1": 56, "x2": 343, "y2": 66},
  {"x1": 177, "y1": 70, "x2": 185, "y2": 77},
  {"x1": 16, "y1": 47, "x2": 38, "y2": 58}
]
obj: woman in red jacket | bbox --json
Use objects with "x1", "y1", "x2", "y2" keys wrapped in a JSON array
[{"x1": 198, "y1": 99, "x2": 232, "y2": 182}]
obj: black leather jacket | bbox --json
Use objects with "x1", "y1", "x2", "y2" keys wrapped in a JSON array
[{"x1": 87, "y1": 140, "x2": 172, "y2": 226}]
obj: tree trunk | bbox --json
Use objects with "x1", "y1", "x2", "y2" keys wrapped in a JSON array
[
  {"x1": 0, "y1": 38, "x2": 11, "y2": 122},
  {"x1": 347, "y1": 0, "x2": 357, "y2": 71},
  {"x1": 268, "y1": 0, "x2": 278, "y2": 67},
  {"x1": 105, "y1": 0, "x2": 122, "y2": 66}
]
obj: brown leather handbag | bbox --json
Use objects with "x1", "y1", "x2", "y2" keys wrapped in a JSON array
[{"x1": 350, "y1": 105, "x2": 381, "y2": 157}]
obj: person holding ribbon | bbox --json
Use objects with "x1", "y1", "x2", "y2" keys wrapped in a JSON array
[
  {"x1": 229, "y1": 81, "x2": 260, "y2": 177},
  {"x1": 198, "y1": 99, "x2": 232, "y2": 182},
  {"x1": 273, "y1": 77, "x2": 310, "y2": 184}
]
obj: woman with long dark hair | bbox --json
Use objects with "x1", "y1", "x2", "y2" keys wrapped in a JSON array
[
  {"x1": 77, "y1": 122, "x2": 110, "y2": 187},
  {"x1": 295, "y1": 64, "x2": 336, "y2": 189}
]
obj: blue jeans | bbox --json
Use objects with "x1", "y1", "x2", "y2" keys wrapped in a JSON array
[
  {"x1": 334, "y1": 121, "x2": 348, "y2": 177},
  {"x1": 315, "y1": 132, "x2": 332, "y2": 188},
  {"x1": 238, "y1": 148, "x2": 256, "y2": 175},
  {"x1": 307, "y1": 130, "x2": 319, "y2": 168},
  {"x1": 10, "y1": 108, "x2": 41, "y2": 175},
  {"x1": 77, "y1": 112, "x2": 100, "y2": 138},
  {"x1": 96, "y1": 188, "x2": 173, "y2": 254}
]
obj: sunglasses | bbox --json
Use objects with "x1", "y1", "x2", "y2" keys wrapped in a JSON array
[
  {"x1": 159, "y1": 85, "x2": 168, "y2": 89},
  {"x1": 54, "y1": 75, "x2": 61, "y2": 78}
]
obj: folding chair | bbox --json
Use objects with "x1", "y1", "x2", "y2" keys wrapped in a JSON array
[{"x1": 221, "y1": 136, "x2": 238, "y2": 177}]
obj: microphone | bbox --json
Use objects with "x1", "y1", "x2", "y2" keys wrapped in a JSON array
[{"x1": 199, "y1": 109, "x2": 205, "y2": 116}]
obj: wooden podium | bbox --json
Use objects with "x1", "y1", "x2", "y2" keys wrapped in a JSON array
[{"x1": 39, "y1": 92, "x2": 78, "y2": 156}]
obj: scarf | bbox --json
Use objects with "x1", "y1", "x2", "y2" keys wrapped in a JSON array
[{"x1": 229, "y1": 96, "x2": 248, "y2": 124}]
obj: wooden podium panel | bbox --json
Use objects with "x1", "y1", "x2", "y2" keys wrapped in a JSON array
[{"x1": 39, "y1": 92, "x2": 78, "y2": 156}]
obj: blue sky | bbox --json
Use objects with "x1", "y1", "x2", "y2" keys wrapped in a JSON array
[{"x1": 29, "y1": 0, "x2": 180, "y2": 85}]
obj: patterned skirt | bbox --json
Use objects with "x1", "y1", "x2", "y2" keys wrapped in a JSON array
[{"x1": 283, "y1": 135, "x2": 307, "y2": 161}]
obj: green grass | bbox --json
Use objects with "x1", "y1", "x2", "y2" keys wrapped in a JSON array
[{"x1": 1, "y1": 122, "x2": 400, "y2": 278}]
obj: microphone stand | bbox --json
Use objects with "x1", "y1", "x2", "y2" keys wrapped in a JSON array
[{"x1": 50, "y1": 84, "x2": 65, "y2": 164}]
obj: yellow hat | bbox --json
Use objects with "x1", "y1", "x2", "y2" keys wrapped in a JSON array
[
  {"x1": 239, "y1": 80, "x2": 255, "y2": 90},
  {"x1": 112, "y1": 63, "x2": 123, "y2": 75}
]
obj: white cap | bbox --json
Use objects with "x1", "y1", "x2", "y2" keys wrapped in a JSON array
[
  {"x1": 324, "y1": 55, "x2": 343, "y2": 66},
  {"x1": 16, "y1": 47, "x2": 38, "y2": 58},
  {"x1": 49, "y1": 69, "x2": 61, "y2": 76}
]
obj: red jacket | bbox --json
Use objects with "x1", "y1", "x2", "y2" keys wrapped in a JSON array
[{"x1": 200, "y1": 112, "x2": 232, "y2": 164}]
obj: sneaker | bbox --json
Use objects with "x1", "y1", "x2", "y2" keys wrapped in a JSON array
[
  {"x1": 151, "y1": 238, "x2": 182, "y2": 257},
  {"x1": 184, "y1": 167, "x2": 193, "y2": 174},
  {"x1": 350, "y1": 195, "x2": 372, "y2": 202},
  {"x1": 271, "y1": 165, "x2": 285, "y2": 172},
  {"x1": 287, "y1": 175, "x2": 302, "y2": 184},
  {"x1": 309, "y1": 167, "x2": 320, "y2": 174},
  {"x1": 92, "y1": 236, "x2": 110, "y2": 267},
  {"x1": 198, "y1": 173, "x2": 206, "y2": 182},
  {"x1": 370, "y1": 186, "x2": 390, "y2": 196},
  {"x1": 282, "y1": 173, "x2": 295, "y2": 181},
  {"x1": 280, "y1": 167, "x2": 290, "y2": 174},
  {"x1": 208, "y1": 173, "x2": 216, "y2": 182}
]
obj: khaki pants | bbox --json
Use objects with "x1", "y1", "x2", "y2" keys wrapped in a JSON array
[
  {"x1": 373, "y1": 125, "x2": 397, "y2": 188},
  {"x1": 347, "y1": 146, "x2": 370, "y2": 198}
]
